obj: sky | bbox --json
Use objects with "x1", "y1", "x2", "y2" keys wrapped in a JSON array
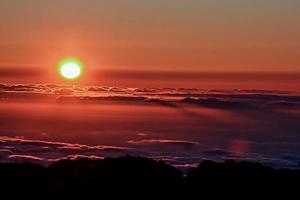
[
  {"x1": 0, "y1": 0, "x2": 299, "y2": 73},
  {"x1": 0, "y1": 1, "x2": 300, "y2": 170}
]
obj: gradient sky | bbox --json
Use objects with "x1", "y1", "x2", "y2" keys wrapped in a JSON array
[
  {"x1": 0, "y1": 0, "x2": 300, "y2": 72},
  {"x1": 1, "y1": 1, "x2": 300, "y2": 169}
]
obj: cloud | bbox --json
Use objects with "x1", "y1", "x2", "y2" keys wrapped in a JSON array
[
  {"x1": 128, "y1": 139, "x2": 199, "y2": 149},
  {"x1": 9, "y1": 154, "x2": 45, "y2": 163},
  {"x1": 145, "y1": 98, "x2": 177, "y2": 107},
  {"x1": 0, "y1": 136, "x2": 300, "y2": 169},
  {"x1": 48, "y1": 155, "x2": 104, "y2": 163},
  {"x1": 137, "y1": 133, "x2": 148, "y2": 137},
  {"x1": 181, "y1": 97, "x2": 252, "y2": 109},
  {"x1": 88, "y1": 87, "x2": 109, "y2": 92},
  {"x1": 0, "y1": 83, "x2": 299, "y2": 112},
  {"x1": 0, "y1": 136, "x2": 136, "y2": 166},
  {"x1": 56, "y1": 95, "x2": 148, "y2": 103},
  {"x1": 266, "y1": 101, "x2": 300, "y2": 109},
  {"x1": 0, "y1": 84, "x2": 300, "y2": 170},
  {"x1": 0, "y1": 136, "x2": 202, "y2": 168},
  {"x1": 202, "y1": 149, "x2": 232, "y2": 156}
]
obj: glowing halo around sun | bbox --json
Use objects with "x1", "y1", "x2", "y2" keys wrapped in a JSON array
[{"x1": 58, "y1": 58, "x2": 84, "y2": 80}]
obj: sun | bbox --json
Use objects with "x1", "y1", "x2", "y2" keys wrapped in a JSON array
[
  {"x1": 61, "y1": 62, "x2": 81, "y2": 79},
  {"x1": 58, "y1": 58, "x2": 83, "y2": 80}
]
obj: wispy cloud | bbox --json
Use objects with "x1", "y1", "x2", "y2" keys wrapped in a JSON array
[{"x1": 0, "y1": 136, "x2": 136, "y2": 166}]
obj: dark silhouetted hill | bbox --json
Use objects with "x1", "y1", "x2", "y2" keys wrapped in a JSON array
[
  {"x1": 47, "y1": 156, "x2": 183, "y2": 193},
  {"x1": 186, "y1": 160, "x2": 300, "y2": 194},
  {"x1": 0, "y1": 156, "x2": 299, "y2": 195}
]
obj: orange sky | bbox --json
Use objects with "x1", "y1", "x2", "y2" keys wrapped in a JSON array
[{"x1": 0, "y1": 0, "x2": 299, "y2": 73}]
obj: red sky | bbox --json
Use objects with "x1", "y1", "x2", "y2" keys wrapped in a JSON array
[{"x1": 0, "y1": 0, "x2": 299, "y2": 74}]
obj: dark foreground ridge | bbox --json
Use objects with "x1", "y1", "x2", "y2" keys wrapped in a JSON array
[{"x1": 0, "y1": 156, "x2": 299, "y2": 195}]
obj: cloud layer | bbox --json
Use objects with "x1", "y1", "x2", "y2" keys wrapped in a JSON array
[
  {"x1": 0, "y1": 84, "x2": 300, "y2": 170},
  {"x1": 1, "y1": 83, "x2": 300, "y2": 111},
  {"x1": 0, "y1": 136, "x2": 299, "y2": 170}
]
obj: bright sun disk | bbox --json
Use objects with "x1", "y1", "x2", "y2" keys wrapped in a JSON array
[{"x1": 59, "y1": 59, "x2": 83, "y2": 80}]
